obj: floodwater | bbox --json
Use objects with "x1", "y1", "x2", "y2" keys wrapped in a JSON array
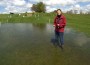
[{"x1": 0, "y1": 23, "x2": 90, "y2": 65}]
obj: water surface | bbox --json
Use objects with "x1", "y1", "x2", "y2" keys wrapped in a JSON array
[{"x1": 0, "y1": 23, "x2": 90, "y2": 65}]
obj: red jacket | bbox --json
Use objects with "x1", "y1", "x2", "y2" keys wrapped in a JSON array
[{"x1": 54, "y1": 15, "x2": 66, "y2": 32}]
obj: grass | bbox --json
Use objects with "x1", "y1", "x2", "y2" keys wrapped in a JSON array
[
  {"x1": 0, "y1": 13, "x2": 54, "y2": 23},
  {"x1": 65, "y1": 14, "x2": 90, "y2": 36},
  {"x1": 0, "y1": 13, "x2": 90, "y2": 36}
]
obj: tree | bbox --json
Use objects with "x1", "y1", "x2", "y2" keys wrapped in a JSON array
[
  {"x1": 31, "y1": 4, "x2": 37, "y2": 12},
  {"x1": 31, "y1": 2, "x2": 46, "y2": 13}
]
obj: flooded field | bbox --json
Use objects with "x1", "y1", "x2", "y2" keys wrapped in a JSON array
[{"x1": 0, "y1": 23, "x2": 90, "y2": 65}]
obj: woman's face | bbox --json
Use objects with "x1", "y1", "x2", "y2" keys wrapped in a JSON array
[{"x1": 57, "y1": 10, "x2": 62, "y2": 15}]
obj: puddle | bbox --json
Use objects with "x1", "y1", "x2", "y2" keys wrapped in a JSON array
[{"x1": 0, "y1": 23, "x2": 90, "y2": 65}]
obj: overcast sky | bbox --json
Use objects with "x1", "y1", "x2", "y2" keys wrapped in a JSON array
[{"x1": 0, "y1": 0, "x2": 90, "y2": 13}]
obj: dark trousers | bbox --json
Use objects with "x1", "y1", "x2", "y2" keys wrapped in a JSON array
[{"x1": 55, "y1": 31, "x2": 64, "y2": 45}]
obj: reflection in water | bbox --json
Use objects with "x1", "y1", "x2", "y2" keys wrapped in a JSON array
[
  {"x1": 45, "y1": 23, "x2": 54, "y2": 34},
  {"x1": 0, "y1": 23, "x2": 90, "y2": 47},
  {"x1": 64, "y1": 28, "x2": 90, "y2": 46},
  {"x1": 0, "y1": 22, "x2": 1, "y2": 27},
  {"x1": 32, "y1": 23, "x2": 46, "y2": 30},
  {"x1": 0, "y1": 23, "x2": 90, "y2": 65},
  {"x1": 74, "y1": 33, "x2": 88, "y2": 46}
]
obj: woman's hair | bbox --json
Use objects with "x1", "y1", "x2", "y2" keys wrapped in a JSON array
[
  {"x1": 57, "y1": 9, "x2": 61, "y2": 11},
  {"x1": 57, "y1": 9, "x2": 63, "y2": 14}
]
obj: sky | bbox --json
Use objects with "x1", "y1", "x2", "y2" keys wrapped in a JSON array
[{"x1": 0, "y1": 0, "x2": 90, "y2": 14}]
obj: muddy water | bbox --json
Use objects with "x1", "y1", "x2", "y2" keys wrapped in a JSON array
[{"x1": 0, "y1": 23, "x2": 90, "y2": 65}]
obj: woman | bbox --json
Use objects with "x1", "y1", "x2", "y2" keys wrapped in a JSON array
[{"x1": 53, "y1": 9, "x2": 66, "y2": 49}]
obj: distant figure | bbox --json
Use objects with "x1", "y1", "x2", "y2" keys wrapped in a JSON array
[{"x1": 53, "y1": 9, "x2": 66, "y2": 49}]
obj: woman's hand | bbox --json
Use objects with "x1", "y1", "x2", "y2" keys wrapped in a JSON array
[{"x1": 57, "y1": 24, "x2": 60, "y2": 26}]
